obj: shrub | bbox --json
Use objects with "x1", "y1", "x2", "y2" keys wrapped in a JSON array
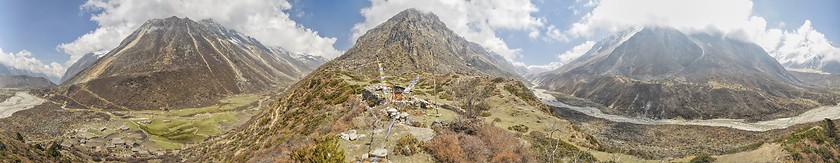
[
  {"x1": 460, "y1": 135, "x2": 491, "y2": 162},
  {"x1": 47, "y1": 142, "x2": 61, "y2": 157},
  {"x1": 491, "y1": 149, "x2": 520, "y2": 162},
  {"x1": 438, "y1": 94, "x2": 450, "y2": 100},
  {"x1": 530, "y1": 132, "x2": 596, "y2": 162},
  {"x1": 508, "y1": 124, "x2": 529, "y2": 133},
  {"x1": 410, "y1": 121, "x2": 427, "y2": 128},
  {"x1": 784, "y1": 147, "x2": 802, "y2": 160},
  {"x1": 816, "y1": 146, "x2": 834, "y2": 160},
  {"x1": 15, "y1": 133, "x2": 23, "y2": 142},
  {"x1": 491, "y1": 77, "x2": 505, "y2": 83},
  {"x1": 429, "y1": 119, "x2": 535, "y2": 162},
  {"x1": 689, "y1": 155, "x2": 716, "y2": 163},
  {"x1": 823, "y1": 119, "x2": 839, "y2": 144},
  {"x1": 396, "y1": 134, "x2": 424, "y2": 156},
  {"x1": 290, "y1": 135, "x2": 345, "y2": 163},
  {"x1": 426, "y1": 134, "x2": 464, "y2": 162},
  {"x1": 479, "y1": 112, "x2": 492, "y2": 117}
]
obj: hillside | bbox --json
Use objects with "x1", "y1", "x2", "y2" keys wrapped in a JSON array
[
  {"x1": 535, "y1": 27, "x2": 839, "y2": 121},
  {"x1": 51, "y1": 17, "x2": 323, "y2": 110}
]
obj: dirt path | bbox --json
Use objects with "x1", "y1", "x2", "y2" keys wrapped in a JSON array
[
  {"x1": 0, "y1": 91, "x2": 47, "y2": 118},
  {"x1": 532, "y1": 87, "x2": 840, "y2": 132}
]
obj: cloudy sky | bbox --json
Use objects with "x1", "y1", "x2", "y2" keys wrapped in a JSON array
[{"x1": 1, "y1": 0, "x2": 838, "y2": 81}]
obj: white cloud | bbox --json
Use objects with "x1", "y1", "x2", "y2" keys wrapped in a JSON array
[
  {"x1": 769, "y1": 20, "x2": 840, "y2": 65},
  {"x1": 59, "y1": 0, "x2": 342, "y2": 67},
  {"x1": 545, "y1": 25, "x2": 569, "y2": 42},
  {"x1": 351, "y1": 0, "x2": 544, "y2": 62},
  {"x1": 558, "y1": 41, "x2": 595, "y2": 64},
  {"x1": 526, "y1": 41, "x2": 595, "y2": 72},
  {"x1": 0, "y1": 48, "x2": 65, "y2": 78},
  {"x1": 564, "y1": 0, "x2": 754, "y2": 39}
]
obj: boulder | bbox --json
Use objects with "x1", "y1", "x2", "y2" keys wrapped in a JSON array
[
  {"x1": 387, "y1": 108, "x2": 399, "y2": 116},
  {"x1": 370, "y1": 148, "x2": 388, "y2": 158}
]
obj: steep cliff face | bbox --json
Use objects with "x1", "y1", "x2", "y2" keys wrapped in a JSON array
[{"x1": 536, "y1": 27, "x2": 839, "y2": 121}]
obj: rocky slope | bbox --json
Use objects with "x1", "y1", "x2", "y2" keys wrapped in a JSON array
[
  {"x1": 52, "y1": 17, "x2": 323, "y2": 110},
  {"x1": 535, "y1": 27, "x2": 839, "y2": 121},
  {"x1": 333, "y1": 9, "x2": 519, "y2": 79}
]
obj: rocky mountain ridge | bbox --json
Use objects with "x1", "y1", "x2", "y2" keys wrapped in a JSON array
[
  {"x1": 535, "y1": 26, "x2": 839, "y2": 121},
  {"x1": 52, "y1": 16, "x2": 324, "y2": 110}
]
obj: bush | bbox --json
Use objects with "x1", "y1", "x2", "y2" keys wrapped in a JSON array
[
  {"x1": 530, "y1": 131, "x2": 596, "y2": 162},
  {"x1": 426, "y1": 134, "x2": 464, "y2": 162},
  {"x1": 439, "y1": 94, "x2": 450, "y2": 100},
  {"x1": 460, "y1": 135, "x2": 491, "y2": 162},
  {"x1": 428, "y1": 120, "x2": 534, "y2": 162},
  {"x1": 291, "y1": 135, "x2": 345, "y2": 163},
  {"x1": 823, "y1": 118, "x2": 839, "y2": 144},
  {"x1": 396, "y1": 134, "x2": 424, "y2": 156},
  {"x1": 491, "y1": 77, "x2": 505, "y2": 83},
  {"x1": 47, "y1": 142, "x2": 61, "y2": 158},
  {"x1": 689, "y1": 155, "x2": 716, "y2": 163},
  {"x1": 508, "y1": 124, "x2": 529, "y2": 133},
  {"x1": 410, "y1": 121, "x2": 427, "y2": 128},
  {"x1": 15, "y1": 133, "x2": 24, "y2": 142},
  {"x1": 479, "y1": 112, "x2": 492, "y2": 117},
  {"x1": 816, "y1": 146, "x2": 834, "y2": 160}
]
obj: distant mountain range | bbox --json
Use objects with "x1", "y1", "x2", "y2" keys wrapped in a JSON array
[
  {"x1": 535, "y1": 27, "x2": 839, "y2": 121},
  {"x1": 0, "y1": 63, "x2": 59, "y2": 84},
  {"x1": 50, "y1": 16, "x2": 326, "y2": 110},
  {"x1": 0, "y1": 75, "x2": 55, "y2": 89},
  {"x1": 59, "y1": 51, "x2": 107, "y2": 84}
]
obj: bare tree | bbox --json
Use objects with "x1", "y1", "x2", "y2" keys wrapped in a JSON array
[{"x1": 453, "y1": 79, "x2": 492, "y2": 118}]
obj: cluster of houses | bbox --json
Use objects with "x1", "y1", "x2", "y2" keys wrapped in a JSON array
[{"x1": 65, "y1": 126, "x2": 166, "y2": 158}]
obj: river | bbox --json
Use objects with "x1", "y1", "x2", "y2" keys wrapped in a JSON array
[
  {"x1": 532, "y1": 88, "x2": 840, "y2": 132},
  {"x1": 0, "y1": 91, "x2": 47, "y2": 119}
]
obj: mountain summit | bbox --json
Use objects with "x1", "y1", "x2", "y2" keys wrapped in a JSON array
[
  {"x1": 54, "y1": 16, "x2": 323, "y2": 110},
  {"x1": 536, "y1": 27, "x2": 838, "y2": 121},
  {"x1": 335, "y1": 8, "x2": 519, "y2": 78}
]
